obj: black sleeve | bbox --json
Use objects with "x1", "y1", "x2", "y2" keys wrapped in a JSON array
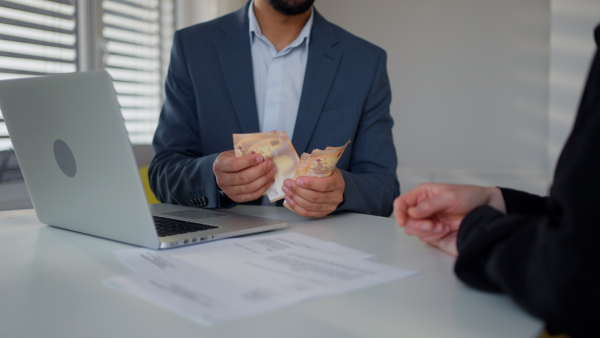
[
  {"x1": 500, "y1": 187, "x2": 549, "y2": 215},
  {"x1": 455, "y1": 204, "x2": 600, "y2": 337},
  {"x1": 454, "y1": 25, "x2": 600, "y2": 337}
]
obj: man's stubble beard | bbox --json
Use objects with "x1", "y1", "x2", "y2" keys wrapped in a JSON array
[{"x1": 267, "y1": 0, "x2": 315, "y2": 16}]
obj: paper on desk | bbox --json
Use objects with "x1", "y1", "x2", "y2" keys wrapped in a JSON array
[
  {"x1": 106, "y1": 271, "x2": 262, "y2": 326},
  {"x1": 167, "y1": 231, "x2": 375, "y2": 261},
  {"x1": 112, "y1": 232, "x2": 374, "y2": 274},
  {"x1": 106, "y1": 250, "x2": 321, "y2": 326},
  {"x1": 107, "y1": 240, "x2": 418, "y2": 325}
]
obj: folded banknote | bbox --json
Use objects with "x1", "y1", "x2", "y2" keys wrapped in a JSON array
[
  {"x1": 233, "y1": 131, "x2": 299, "y2": 202},
  {"x1": 233, "y1": 132, "x2": 349, "y2": 207},
  {"x1": 283, "y1": 140, "x2": 350, "y2": 211}
]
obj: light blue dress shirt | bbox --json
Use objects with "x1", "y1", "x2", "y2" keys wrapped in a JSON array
[{"x1": 248, "y1": 0, "x2": 314, "y2": 140}]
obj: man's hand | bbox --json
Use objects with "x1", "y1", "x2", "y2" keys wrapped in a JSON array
[
  {"x1": 282, "y1": 168, "x2": 345, "y2": 218},
  {"x1": 393, "y1": 183, "x2": 506, "y2": 257},
  {"x1": 213, "y1": 150, "x2": 276, "y2": 203}
]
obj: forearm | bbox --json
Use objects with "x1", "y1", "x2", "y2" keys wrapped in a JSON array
[{"x1": 148, "y1": 152, "x2": 224, "y2": 208}]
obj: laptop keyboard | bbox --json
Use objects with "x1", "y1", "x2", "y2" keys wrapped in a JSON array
[{"x1": 153, "y1": 216, "x2": 218, "y2": 237}]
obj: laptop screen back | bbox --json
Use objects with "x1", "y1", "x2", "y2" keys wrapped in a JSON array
[{"x1": 0, "y1": 71, "x2": 160, "y2": 248}]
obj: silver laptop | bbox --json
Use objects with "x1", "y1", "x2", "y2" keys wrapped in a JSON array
[{"x1": 0, "y1": 70, "x2": 287, "y2": 249}]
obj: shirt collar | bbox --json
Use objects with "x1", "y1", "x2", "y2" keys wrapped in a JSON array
[{"x1": 248, "y1": 0, "x2": 314, "y2": 50}]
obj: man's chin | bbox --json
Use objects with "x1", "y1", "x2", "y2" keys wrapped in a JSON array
[{"x1": 267, "y1": 0, "x2": 315, "y2": 16}]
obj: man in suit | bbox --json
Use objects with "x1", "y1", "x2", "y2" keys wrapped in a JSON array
[{"x1": 149, "y1": 0, "x2": 399, "y2": 218}]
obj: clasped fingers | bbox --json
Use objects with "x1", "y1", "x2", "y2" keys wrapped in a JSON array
[
  {"x1": 213, "y1": 151, "x2": 276, "y2": 203},
  {"x1": 281, "y1": 170, "x2": 345, "y2": 218}
]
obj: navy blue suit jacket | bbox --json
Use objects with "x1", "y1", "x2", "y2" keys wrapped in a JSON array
[{"x1": 149, "y1": 3, "x2": 399, "y2": 216}]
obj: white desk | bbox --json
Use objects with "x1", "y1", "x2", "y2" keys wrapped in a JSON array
[{"x1": 0, "y1": 206, "x2": 543, "y2": 338}]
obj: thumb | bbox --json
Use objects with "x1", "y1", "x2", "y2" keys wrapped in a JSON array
[{"x1": 408, "y1": 195, "x2": 452, "y2": 219}]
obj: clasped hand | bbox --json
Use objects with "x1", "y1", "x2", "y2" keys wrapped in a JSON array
[
  {"x1": 213, "y1": 150, "x2": 276, "y2": 203},
  {"x1": 393, "y1": 183, "x2": 506, "y2": 257},
  {"x1": 282, "y1": 168, "x2": 345, "y2": 218}
]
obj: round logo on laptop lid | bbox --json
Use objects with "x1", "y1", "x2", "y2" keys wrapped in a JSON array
[{"x1": 53, "y1": 139, "x2": 77, "y2": 178}]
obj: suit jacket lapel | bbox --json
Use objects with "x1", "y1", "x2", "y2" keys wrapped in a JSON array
[
  {"x1": 292, "y1": 10, "x2": 342, "y2": 152},
  {"x1": 213, "y1": 4, "x2": 260, "y2": 133}
]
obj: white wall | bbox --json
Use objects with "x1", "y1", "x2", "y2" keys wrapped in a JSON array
[
  {"x1": 316, "y1": 0, "x2": 551, "y2": 195},
  {"x1": 175, "y1": 0, "x2": 600, "y2": 196},
  {"x1": 548, "y1": 0, "x2": 600, "y2": 178},
  {"x1": 176, "y1": 0, "x2": 246, "y2": 28}
]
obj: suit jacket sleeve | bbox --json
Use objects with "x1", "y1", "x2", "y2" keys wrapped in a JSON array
[
  {"x1": 148, "y1": 31, "x2": 227, "y2": 209},
  {"x1": 335, "y1": 50, "x2": 399, "y2": 216},
  {"x1": 453, "y1": 25, "x2": 600, "y2": 337}
]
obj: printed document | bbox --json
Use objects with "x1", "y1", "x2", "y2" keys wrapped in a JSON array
[{"x1": 105, "y1": 232, "x2": 418, "y2": 326}]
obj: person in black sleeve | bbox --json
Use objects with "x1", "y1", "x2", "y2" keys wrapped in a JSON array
[{"x1": 393, "y1": 24, "x2": 600, "y2": 337}]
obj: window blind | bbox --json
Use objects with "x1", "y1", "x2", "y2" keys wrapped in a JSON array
[
  {"x1": 0, "y1": 0, "x2": 76, "y2": 151},
  {"x1": 102, "y1": 0, "x2": 173, "y2": 145},
  {"x1": 0, "y1": 0, "x2": 175, "y2": 152}
]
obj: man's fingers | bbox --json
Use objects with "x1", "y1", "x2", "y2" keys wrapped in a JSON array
[
  {"x1": 285, "y1": 180, "x2": 343, "y2": 205},
  {"x1": 216, "y1": 152, "x2": 264, "y2": 174},
  {"x1": 225, "y1": 167, "x2": 275, "y2": 194},
  {"x1": 294, "y1": 169, "x2": 343, "y2": 193},
  {"x1": 287, "y1": 192, "x2": 332, "y2": 212},
  {"x1": 217, "y1": 160, "x2": 274, "y2": 187},
  {"x1": 284, "y1": 195, "x2": 332, "y2": 218},
  {"x1": 227, "y1": 178, "x2": 274, "y2": 203},
  {"x1": 282, "y1": 178, "x2": 340, "y2": 217},
  {"x1": 279, "y1": 170, "x2": 344, "y2": 218}
]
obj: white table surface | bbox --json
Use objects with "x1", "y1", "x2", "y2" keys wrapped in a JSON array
[{"x1": 0, "y1": 206, "x2": 543, "y2": 338}]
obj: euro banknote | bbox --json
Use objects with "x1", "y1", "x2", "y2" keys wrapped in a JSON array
[{"x1": 233, "y1": 131, "x2": 299, "y2": 202}]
